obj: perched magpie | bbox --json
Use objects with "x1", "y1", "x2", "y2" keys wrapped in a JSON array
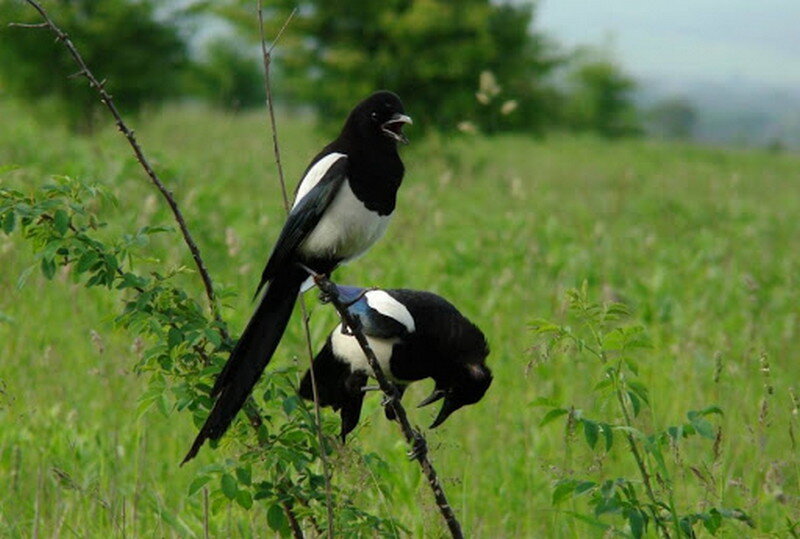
[
  {"x1": 182, "y1": 91, "x2": 412, "y2": 464},
  {"x1": 299, "y1": 285, "x2": 492, "y2": 441}
]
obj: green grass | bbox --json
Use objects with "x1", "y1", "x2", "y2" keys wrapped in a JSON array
[{"x1": 2, "y1": 98, "x2": 800, "y2": 537}]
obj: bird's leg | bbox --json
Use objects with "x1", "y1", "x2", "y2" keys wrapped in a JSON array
[
  {"x1": 407, "y1": 429, "x2": 428, "y2": 461},
  {"x1": 296, "y1": 262, "x2": 320, "y2": 279},
  {"x1": 385, "y1": 385, "x2": 406, "y2": 421},
  {"x1": 340, "y1": 314, "x2": 360, "y2": 335},
  {"x1": 317, "y1": 285, "x2": 336, "y2": 305},
  {"x1": 361, "y1": 385, "x2": 381, "y2": 393}
]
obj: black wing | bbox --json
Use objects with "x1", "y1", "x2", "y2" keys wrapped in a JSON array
[{"x1": 254, "y1": 155, "x2": 348, "y2": 297}]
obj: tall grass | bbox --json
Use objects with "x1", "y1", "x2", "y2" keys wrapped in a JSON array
[{"x1": 1, "y1": 99, "x2": 800, "y2": 536}]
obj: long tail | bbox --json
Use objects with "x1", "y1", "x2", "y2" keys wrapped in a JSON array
[{"x1": 182, "y1": 265, "x2": 306, "y2": 464}]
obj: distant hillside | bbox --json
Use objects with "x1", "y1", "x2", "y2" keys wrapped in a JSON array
[{"x1": 638, "y1": 78, "x2": 800, "y2": 150}]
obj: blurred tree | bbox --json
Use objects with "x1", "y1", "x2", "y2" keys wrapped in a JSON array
[
  {"x1": 189, "y1": 37, "x2": 263, "y2": 110},
  {"x1": 0, "y1": 0, "x2": 189, "y2": 131},
  {"x1": 563, "y1": 51, "x2": 640, "y2": 138},
  {"x1": 200, "y1": 0, "x2": 561, "y2": 133},
  {"x1": 646, "y1": 97, "x2": 697, "y2": 140}
]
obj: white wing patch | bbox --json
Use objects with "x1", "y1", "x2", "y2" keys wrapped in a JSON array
[
  {"x1": 291, "y1": 152, "x2": 347, "y2": 210},
  {"x1": 330, "y1": 325, "x2": 406, "y2": 382},
  {"x1": 365, "y1": 290, "x2": 415, "y2": 333}
]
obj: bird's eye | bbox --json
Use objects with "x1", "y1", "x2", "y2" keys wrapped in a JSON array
[{"x1": 370, "y1": 111, "x2": 378, "y2": 121}]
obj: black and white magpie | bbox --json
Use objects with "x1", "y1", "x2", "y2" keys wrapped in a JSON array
[
  {"x1": 299, "y1": 285, "x2": 492, "y2": 441},
  {"x1": 182, "y1": 91, "x2": 412, "y2": 463}
]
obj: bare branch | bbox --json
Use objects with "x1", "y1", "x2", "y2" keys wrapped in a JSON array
[
  {"x1": 256, "y1": 4, "x2": 335, "y2": 537},
  {"x1": 258, "y1": 5, "x2": 297, "y2": 211},
  {"x1": 19, "y1": 0, "x2": 226, "y2": 338},
  {"x1": 314, "y1": 274, "x2": 465, "y2": 539}
]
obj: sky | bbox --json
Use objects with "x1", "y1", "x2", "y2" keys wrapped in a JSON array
[{"x1": 537, "y1": 0, "x2": 800, "y2": 88}]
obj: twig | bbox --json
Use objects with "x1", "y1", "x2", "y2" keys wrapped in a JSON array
[
  {"x1": 256, "y1": 4, "x2": 335, "y2": 537},
  {"x1": 259, "y1": 5, "x2": 296, "y2": 210},
  {"x1": 314, "y1": 275, "x2": 465, "y2": 539},
  {"x1": 18, "y1": 0, "x2": 226, "y2": 338},
  {"x1": 280, "y1": 499, "x2": 304, "y2": 539}
]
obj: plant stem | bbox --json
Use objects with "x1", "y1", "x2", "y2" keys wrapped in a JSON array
[{"x1": 256, "y1": 4, "x2": 334, "y2": 537}]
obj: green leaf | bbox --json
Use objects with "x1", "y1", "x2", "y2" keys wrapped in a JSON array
[
  {"x1": 605, "y1": 302, "x2": 631, "y2": 318},
  {"x1": 2, "y1": 210, "x2": 14, "y2": 234},
  {"x1": 188, "y1": 475, "x2": 211, "y2": 496},
  {"x1": 267, "y1": 503, "x2": 290, "y2": 535},
  {"x1": 235, "y1": 466, "x2": 252, "y2": 486},
  {"x1": 540, "y1": 408, "x2": 569, "y2": 427},
  {"x1": 583, "y1": 419, "x2": 599, "y2": 449},
  {"x1": 626, "y1": 508, "x2": 645, "y2": 539},
  {"x1": 76, "y1": 250, "x2": 99, "y2": 273},
  {"x1": 601, "y1": 423, "x2": 614, "y2": 450},
  {"x1": 696, "y1": 405, "x2": 724, "y2": 417},
  {"x1": 628, "y1": 390, "x2": 641, "y2": 416},
  {"x1": 624, "y1": 357, "x2": 639, "y2": 375},
  {"x1": 691, "y1": 416, "x2": 715, "y2": 439},
  {"x1": 552, "y1": 479, "x2": 578, "y2": 504},
  {"x1": 41, "y1": 256, "x2": 56, "y2": 279},
  {"x1": 167, "y1": 327, "x2": 183, "y2": 349},
  {"x1": 530, "y1": 396, "x2": 557, "y2": 407},
  {"x1": 235, "y1": 490, "x2": 253, "y2": 510},
  {"x1": 667, "y1": 425, "x2": 684, "y2": 441},
  {"x1": 593, "y1": 378, "x2": 612, "y2": 391},
  {"x1": 627, "y1": 380, "x2": 650, "y2": 404},
  {"x1": 54, "y1": 209, "x2": 69, "y2": 236},
  {"x1": 282, "y1": 395, "x2": 299, "y2": 416},
  {"x1": 574, "y1": 480, "x2": 597, "y2": 496},
  {"x1": 702, "y1": 508, "x2": 722, "y2": 535},
  {"x1": 220, "y1": 473, "x2": 238, "y2": 500}
]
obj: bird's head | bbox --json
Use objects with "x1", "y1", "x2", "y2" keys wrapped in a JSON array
[
  {"x1": 419, "y1": 362, "x2": 493, "y2": 429},
  {"x1": 347, "y1": 90, "x2": 412, "y2": 145}
]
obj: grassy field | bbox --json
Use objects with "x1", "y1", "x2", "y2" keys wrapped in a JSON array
[{"x1": 2, "y1": 98, "x2": 800, "y2": 537}]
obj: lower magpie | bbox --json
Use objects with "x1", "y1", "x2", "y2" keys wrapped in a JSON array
[
  {"x1": 299, "y1": 285, "x2": 492, "y2": 441},
  {"x1": 182, "y1": 92, "x2": 412, "y2": 464}
]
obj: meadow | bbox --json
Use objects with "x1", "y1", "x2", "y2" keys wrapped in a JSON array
[{"x1": 1, "y1": 98, "x2": 800, "y2": 537}]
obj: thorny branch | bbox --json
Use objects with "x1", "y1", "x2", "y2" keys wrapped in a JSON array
[
  {"x1": 314, "y1": 274, "x2": 465, "y2": 539},
  {"x1": 15, "y1": 0, "x2": 227, "y2": 340}
]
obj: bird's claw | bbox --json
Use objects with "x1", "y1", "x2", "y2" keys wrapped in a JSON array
[
  {"x1": 318, "y1": 287, "x2": 336, "y2": 305},
  {"x1": 381, "y1": 392, "x2": 398, "y2": 407},
  {"x1": 406, "y1": 430, "x2": 428, "y2": 461}
]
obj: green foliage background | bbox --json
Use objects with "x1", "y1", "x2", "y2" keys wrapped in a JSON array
[
  {"x1": 1, "y1": 97, "x2": 799, "y2": 535},
  {"x1": 0, "y1": 0, "x2": 644, "y2": 137},
  {"x1": 0, "y1": 0, "x2": 190, "y2": 129}
]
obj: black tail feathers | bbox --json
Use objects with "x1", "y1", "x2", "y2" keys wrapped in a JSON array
[{"x1": 182, "y1": 266, "x2": 306, "y2": 464}]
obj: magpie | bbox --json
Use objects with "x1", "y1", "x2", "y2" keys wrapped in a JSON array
[
  {"x1": 299, "y1": 285, "x2": 492, "y2": 442},
  {"x1": 182, "y1": 91, "x2": 412, "y2": 464}
]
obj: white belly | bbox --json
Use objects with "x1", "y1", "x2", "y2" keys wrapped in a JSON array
[
  {"x1": 330, "y1": 325, "x2": 404, "y2": 383},
  {"x1": 298, "y1": 181, "x2": 391, "y2": 262}
]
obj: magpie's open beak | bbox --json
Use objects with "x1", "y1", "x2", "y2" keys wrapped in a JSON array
[
  {"x1": 381, "y1": 113, "x2": 412, "y2": 144},
  {"x1": 418, "y1": 388, "x2": 445, "y2": 408},
  {"x1": 429, "y1": 397, "x2": 461, "y2": 429}
]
